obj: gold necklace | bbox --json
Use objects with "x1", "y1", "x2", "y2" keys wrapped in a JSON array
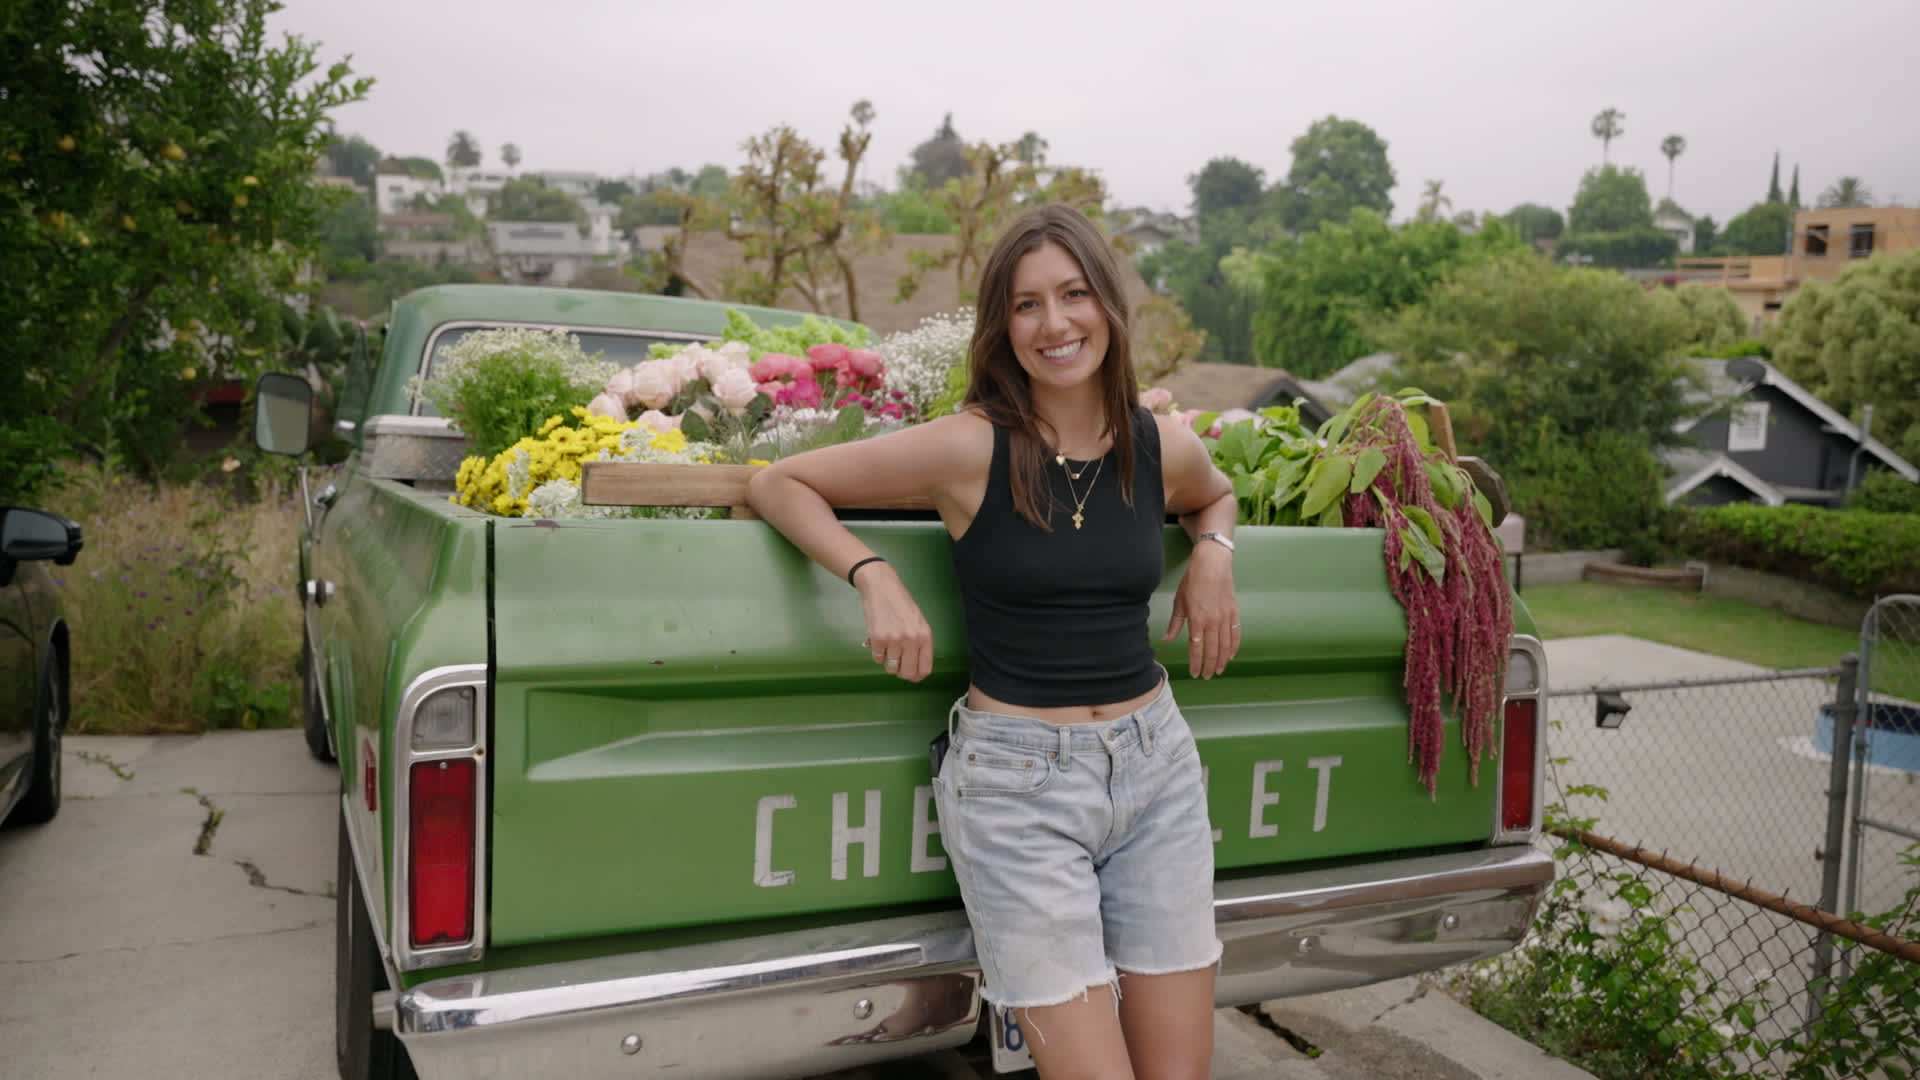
[{"x1": 1057, "y1": 453, "x2": 1104, "y2": 530}]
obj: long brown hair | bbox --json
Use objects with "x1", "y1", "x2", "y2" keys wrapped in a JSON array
[{"x1": 963, "y1": 204, "x2": 1140, "y2": 530}]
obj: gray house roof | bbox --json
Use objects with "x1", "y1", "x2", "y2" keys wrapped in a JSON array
[{"x1": 1676, "y1": 357, "x2": 1918, "y2": 483}]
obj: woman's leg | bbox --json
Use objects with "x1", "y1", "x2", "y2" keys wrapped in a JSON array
[
  {"x1": 1115, "y1": 966, "x2": 1215, "y2": 1080},
  {"x1": 1020, "y1": 983, "x2": 1136, "y2": 1080}
]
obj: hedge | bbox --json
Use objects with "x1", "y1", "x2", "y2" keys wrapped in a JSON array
[{"x1": 1674, "y1": 504, "x2": 1920, "y2": 600}]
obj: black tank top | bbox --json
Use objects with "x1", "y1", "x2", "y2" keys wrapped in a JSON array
[{"x1": 949, "y1": 407, "x2": 1166, "y2": 707}]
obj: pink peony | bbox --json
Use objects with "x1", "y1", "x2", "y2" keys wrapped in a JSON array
[
  {"x1": 775, "y1": 380, "x2": 823, "y2": 409},
  {"x1": 606, "y1": 370, "x2": 638, "y2": 406},
  {"x1": 806, "y1": 343, "x2": 850, "y2": 371},
  {"x1": 586, "y1": 392, "x2": 628, "y2": 421},
  {"x1": 711, "y1": 368, "x2": 759, "y2": 416},
  {"x1": 628, "y1": 361, "x2": 677, "y2": 410},
  {"x1": 1139, "y1": 387, "x2": 1174, "y2": 413},
  {"x1": 846, "y1": 348, "x2": 884, "y2": 378},
  {"x1": 750, "y1": 353, "x2": 808, "y2": 383}
]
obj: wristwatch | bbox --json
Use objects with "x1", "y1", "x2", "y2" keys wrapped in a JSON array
[{"x1": 1197, "y1": 531, "x2": 1235, "y2": 553}]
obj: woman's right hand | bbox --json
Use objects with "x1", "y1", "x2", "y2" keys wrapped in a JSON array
[{"x1": 858, "y1": 563, "x2": 934, "y2": 682}]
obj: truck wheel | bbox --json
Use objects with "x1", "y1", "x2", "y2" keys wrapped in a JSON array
[
  {"x1": 336, "y1": 813, "x2": 415, "y2": 1080},
  {"x1": 8, "y1": 652, "x2": 65, "y2": 826},
  {"x1": 304, "y1": 644, "x2": 336, "y2": 764}
]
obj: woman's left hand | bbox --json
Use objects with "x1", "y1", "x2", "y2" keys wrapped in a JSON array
[{"x1": 1164, "y1": 546, "x2": 1238, "y2": 679}]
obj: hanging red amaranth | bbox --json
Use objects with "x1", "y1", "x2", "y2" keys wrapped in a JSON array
[{"x1": 1339, "y1": 397, "x2": 1513, "y2": 795}]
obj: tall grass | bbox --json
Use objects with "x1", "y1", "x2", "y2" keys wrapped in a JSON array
[{"x1": 43, "y1": 466, "x2": 303, "y2": 733}]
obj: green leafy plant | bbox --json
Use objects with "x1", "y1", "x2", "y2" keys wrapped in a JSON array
[
  {"x1": 1674, "y1": 504, "x2": 1920, "y2": 600},
  {"x1": 653, "y1": 309, "x2": 871, "y2": 362},
  {"x1": 1195, "y1": 390, "x2": 1510, "y2": 792},
  {"x1": 414, "y1": 327, "x2": 617, "y2": 459}
]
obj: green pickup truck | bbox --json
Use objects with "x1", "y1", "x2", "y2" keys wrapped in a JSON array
[{"x1": 254, "y1": 284, "x2": 1552, "y2": 1080}]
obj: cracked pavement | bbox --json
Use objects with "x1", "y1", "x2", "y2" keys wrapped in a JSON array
[{"x1": 0, "y1": 731, "x2": 339, "y2": 1080}]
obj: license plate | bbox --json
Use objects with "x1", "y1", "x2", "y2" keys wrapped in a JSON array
[{"x1": 988, "y1": 1004, "x2": 1036, "y2": 1073}]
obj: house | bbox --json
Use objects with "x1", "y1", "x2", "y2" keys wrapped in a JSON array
[
  {"x1": 486, "y1": 221, "x2": 601, "y2": 286},
  {"x1": 1673, "y1": 205, "x2": 1920, "y2": 331},
  {"x1": 1296, "y1": 352, "x2": 1402, "y2": 412},
  {"x1": 1654, "y1": 202, "x2": 1695, "y2": 255},
  {"x1": 1112, "y1": 207, "x2": 1194, "y2": 258},
  {"x1": 536, "y1": 170, "x2": 600, "y2": 199},
  {"x1": 1664, "y1": 356, "x2": 1919, "y2": 506},
  {"x1": 372, "y1": 161, "x2": 442, "y2": 215},
  {"x1": 581, "y1": 201, "x2": 630, "y2": 260},
  {"x1": 379, "y1": 212, "x2": 485, "y2": 266},
  {"x1": 1147, "y1": 363, "x2": 1335, "y2": 427}
]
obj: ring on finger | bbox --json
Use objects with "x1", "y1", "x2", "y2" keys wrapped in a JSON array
[{"x1": 885, "y1": 657, "x2": 900, "y2": 669}]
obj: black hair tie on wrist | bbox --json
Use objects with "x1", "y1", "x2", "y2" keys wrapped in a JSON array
[{"x1": 847, "y1": 555, "x2": 886, "y2": 587}]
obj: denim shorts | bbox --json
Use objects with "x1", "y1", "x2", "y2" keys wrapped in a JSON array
[{"x1": 930, "y1": 679, "x2": 1222, "y2": 1009}]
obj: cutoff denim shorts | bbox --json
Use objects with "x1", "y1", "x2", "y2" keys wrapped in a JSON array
[{"x1": 931, "y1": 677, "x2": 1223, "y2": 1009}]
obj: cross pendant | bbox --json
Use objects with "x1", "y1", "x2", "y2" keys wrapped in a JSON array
[{"x1": 1072, "y1": 511, "x2": 1084, "y2": 530}]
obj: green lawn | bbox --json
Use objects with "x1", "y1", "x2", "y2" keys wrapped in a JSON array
[{"x1": 1517, "y1": 582, "x2": 1919, "y2": 701}]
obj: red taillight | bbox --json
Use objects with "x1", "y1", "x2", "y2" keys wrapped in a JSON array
[
  {"x1": 410, "y1": 759, "x2": 476, "y2": 947},
  {"x1": 1500, "y1": 699, "x2": 1538, "y2": 832}
]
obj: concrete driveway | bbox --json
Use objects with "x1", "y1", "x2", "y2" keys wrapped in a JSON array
[{"x1": 1, "y1": 733, "x2": 1591, "y2": 1080}]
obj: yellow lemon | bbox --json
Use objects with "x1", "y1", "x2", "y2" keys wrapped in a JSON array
[
  {"x1": 161, "y1": 143, "x2": 186, "y2": 161},
  {"x1": 58, "y1": 135, "x2": 75, "y2": 151},
  {"x1": 122, "y1": 215, "x2": 138, "y2": 232},
  {"x1": 242, "y1": 175, "x2": 258, "y2": 186},
  {"x1": 179, "y1": 366, "x2": 196, "y2": 380},
  {"x1": 233, "y1": 193, "x2": 248, "y2": 208}
]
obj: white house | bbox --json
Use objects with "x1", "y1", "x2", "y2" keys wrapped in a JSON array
[
  {"x1": 1654, "y1": 203, "x2": 1695, "y2": 255},
  {"x1": 581, "y1": 201, "x2": 631, "y2": 260},
  {"x1": 373, "y1": 166, "x2": 443, "y2": 215},
  {"x1": 486, "y1": 221, "x2": 601, "y2": 286},
  {"x1": 537, "y1": 170, "x2": 600, "y2": 199}
]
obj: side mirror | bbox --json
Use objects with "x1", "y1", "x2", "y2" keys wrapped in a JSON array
[
  {"x1": 255, "y1": 372, "x2": 315, "y2": 456},
  {"x1": 0, "y1": 508, "x2": 84, "y2": 566}
]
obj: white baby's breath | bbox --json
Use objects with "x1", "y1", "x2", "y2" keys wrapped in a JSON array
[{"x1": 874, "y1": 309, "x2": 972, "y2": 415}]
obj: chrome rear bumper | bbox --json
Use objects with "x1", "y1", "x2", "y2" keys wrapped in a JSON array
[{"x1": 393, "y1": 845, "x2": 1552, "y2": 1079}]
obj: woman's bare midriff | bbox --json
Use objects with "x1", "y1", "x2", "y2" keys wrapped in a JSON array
[{"x1": 966, "y1": 679, "x2": 1165, "y2": 725}]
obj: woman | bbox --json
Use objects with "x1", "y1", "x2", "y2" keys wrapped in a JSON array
[{"x1": 746, "y1": 203, "x2": 1239, "y2": 1080}]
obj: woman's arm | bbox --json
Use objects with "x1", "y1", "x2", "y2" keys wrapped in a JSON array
[
  {"x1": 1158, "y1": 415, "x2": 1239, "y2": 679},
  {"x1": 745, "y1": 413, "x2": 989, "y2": 682}
]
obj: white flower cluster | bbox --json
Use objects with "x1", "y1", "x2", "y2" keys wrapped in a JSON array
[
  {"x1": 874, "y1": 309, "x2": 973, "y2": 416},
  {"x1": 412, "y1": 327, "x2": 618, "y2": 415}
]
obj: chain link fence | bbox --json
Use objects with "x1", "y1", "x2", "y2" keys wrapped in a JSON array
[{"x1": 1515, "y1": 653, "x2": 1920, "y2": 1077}]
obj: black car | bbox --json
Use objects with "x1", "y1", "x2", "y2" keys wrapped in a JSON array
[{"x1": 1, "y1": 507, "x2": 81, "y2": 827}]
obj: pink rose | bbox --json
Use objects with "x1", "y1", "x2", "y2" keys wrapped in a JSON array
[
  {"x1": 628, "y1": 361, "x2": 677, "y2": 410},
  {"x1": 586, "y1": 392, "x2": 627, "y2": 421},
  {"x1": 775, "y1": 380, "x2": 823, "y2": 409},
  {"x1": 711, "y1": 368, "x2": 759, "y2": 416},
  {"x1": 806, "y1": 343, "x2": 850, "y2": 371},
  {"x1": 661, "y1": 352, "x2": 700, "y2": 391},
  {"x1": 1140, "y1": 387, "x2": 1174, "y2": 413},
  {"x1": 846, "y1": 349, "x2": 884, "y2": 379},
  {"x1": 693, "y1": 345, "x2": 744, "y2": 385},
  {"x1": 751, "y1": 353, "x2": 807, "y2": 383},
  {"x1": 636, "y1": 409, "x2": 679, "y2": 433},
  {"x1": 606, "y1": 370, "x2": 637, "y2": 405}
]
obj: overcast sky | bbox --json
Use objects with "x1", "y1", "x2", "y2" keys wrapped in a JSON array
[{"x1": 271, "y1": 0, "x2": 1920, "y2": 227}]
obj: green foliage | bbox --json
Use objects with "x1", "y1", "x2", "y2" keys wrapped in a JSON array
[
  {"x1": 1770, "y1": 247, "x2": 1920, "y2": 463},
  {"x1": 1693, "y1": 336, "x2": 1769, "y2": 360},
  {"x1": 396, "y1": 156, "x2": 442, "y2": 182},
  {"x1": 617, "y1": 189, "x2": 686, "y2": 229},
  {"x1": 874, "y1": 181, "x2": 955, "y2": 234},
  {"x1": 1188, "y1": 157, "x2": 1266, "y2": 222},
  {"x1": 1675, "y1": 504, "x2": 1920, "y2": 599},
  {"x1": 1272, "y1": 115, "x2": 1396, "y2": 232},
  {"x1": 415, "y1": 327, "x2": 617, "y2": 459},
  {"x1": 1505, "y1": 427, "x2": 1672, "y2": 554},
  {"x1": 0, "y1": 0, "x2": 370, "y2": 503},
  {"x1": 1247, "y1": 209, "x2": 1527, "y2": 376},
  {"x1": 1694, "y1": 215, "x2": 1719, "y2": 252},
  {"x1": 319, "y1": 191, "x2": 380, "y2": 268},
  {"x1": 1502, "y1": 202, "x2": 1565, "y2": 244},
  {"x1": 317, "y1": 257, "x2": 480, "y2": 322},
  {"x1": 1556, "y1": 226, "x2": 1679, "y2": 269},
  {"x1": 446, "y1": 130, "x2": 481, "y2": 169},
  {"x1": 1720, "y1": 200, "x2": 1791, "y2": 256},
  {"x1": 322, "y1": 133, "x2": 381, "y2": 188},
  {"x1": 1772, "y1": 847, "x2": 1920, "y2": 1080},
  {"x1": 1651, "y1": 283, "x2": 1750, "y2": 351},
  {"x1": 1816, "y1": 177, "x2": 1873, "y2": 209},
  {"x1": 1767, "y1": 152, "x2": 1783, "y2": 203},
  {"x1": 1138, "y1": 235, "x2": 1258, "y2": 364},
  {"x1": 488, "y1": 177, "x2": 587, "y2": 224},
  {"x1": 908, "y1": 112, "x2": 970, "y2": 188},
  {"x1": 1568, "y1": 164, "x2": 1655, "y2": 233},
  {"x1": 676, "y1": 308, "x2": 871, "y2": 362},
  {"x1": 44, "y1": 466, "x2": 302, "y2": 733},
  {"x1": 1850, "y1": 469, "x2": 1920, "y2": 514}
]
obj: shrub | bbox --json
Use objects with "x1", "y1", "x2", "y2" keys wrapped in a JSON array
[
  {"x1": 1674, "y1": 503, "x2": 1920, "y2": 599},
  {"x1": 1505, "y1": 430, "x2": 1672, "y2": 557},
  {"x1": 1848, "y1": 469, "x2": 1920, "y2": 515},
  {"x1": 45, "y1": 466, "x2": 302, "y2": 733}
]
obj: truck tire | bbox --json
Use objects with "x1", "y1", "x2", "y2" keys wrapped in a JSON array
[
  {"x1": 7, "y1": 653, "x2": 64, "y2": 826},
  {"x1": 304, "y1": 644, "x2": 336, "y2": 764},
  {"x1": 336, "y1": 813, "x2": 415, "y2": 1080}
]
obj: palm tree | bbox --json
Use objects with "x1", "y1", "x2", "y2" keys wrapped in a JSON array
[
  {"x1": 1818, "y1": 177, "x2": 1874, "y2": 209},
  {"x1": 1660, "y1": 135, "x2": 1686, "y2": 199},
  {"x1": 1591, "y1": 108, "x2": 1624, "y2": 165},
  {"x1": 1416, "y1": 179, "x2": 1452, "y2": 222},
  {"x1": 500, "y1": 142, "x2": 521, "y2": 171},
  {"x1": 446, "y1": 130, "x2": 481, "y2": 169}
]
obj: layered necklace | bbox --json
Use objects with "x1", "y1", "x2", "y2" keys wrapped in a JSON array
[{"x1": 1055, "y1": 451, "x2": 1105, "y2": 530}]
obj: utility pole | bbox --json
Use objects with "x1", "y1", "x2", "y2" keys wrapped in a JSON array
[{"x1": 1845, "y1": 404, "x2": 1876, "y2": 493}]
